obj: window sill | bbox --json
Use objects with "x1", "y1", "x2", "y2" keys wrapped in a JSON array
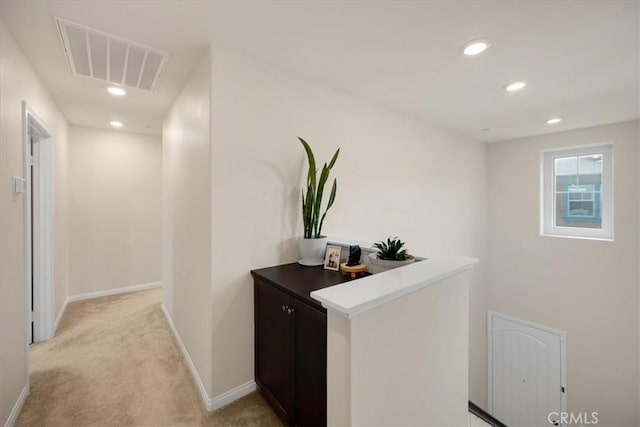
[{"x1": 540, "y1": 233, "x2": 614, "y2": 242}]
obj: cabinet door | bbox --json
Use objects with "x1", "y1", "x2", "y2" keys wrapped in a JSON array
[
  {"x1": 255, "y1": 280, "x2": 293, "y2": 421},
  {"x1": 293, "y1": 300, "x2": 327, "y2": 427}
]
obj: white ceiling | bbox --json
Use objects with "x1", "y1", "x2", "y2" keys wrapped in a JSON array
[{"x1": 1, "y1": 1, "x2": 638, "y2": 142}]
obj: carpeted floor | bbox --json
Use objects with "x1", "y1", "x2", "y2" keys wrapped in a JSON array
[{"x1": 16, "y1": 289, "x2": 282, "y2": 426}]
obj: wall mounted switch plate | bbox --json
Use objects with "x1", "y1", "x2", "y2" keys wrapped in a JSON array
[{"x1": 12, "y1": 176, "x2": 26, "y2": 195}]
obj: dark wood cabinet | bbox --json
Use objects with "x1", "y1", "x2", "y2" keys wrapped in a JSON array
[
  {"x1": 255, "y1": 281, "x2": 292, "y2": 418},
  {"x1": 293, "y1": 300, "x2": 327, "y2": 426},
  {"x1": 252, "y1": 263, "x2": 353, "y2": 427}
]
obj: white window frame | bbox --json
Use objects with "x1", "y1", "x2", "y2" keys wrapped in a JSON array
[{"x1": 540, "y1": 143, "x2": 613, "y2": 240}]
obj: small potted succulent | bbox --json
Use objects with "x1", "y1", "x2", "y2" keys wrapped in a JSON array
[{"x1": 367, "y1": 237, "x2": 415, "y2": 274}]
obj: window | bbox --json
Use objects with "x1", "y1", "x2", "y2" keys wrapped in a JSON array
[
  {"x1": 564, "y1": 183, "x2": 599, "y2": 222},
  {"x1": 541, "y1": 144, "x2": 613, "y2": 240}
]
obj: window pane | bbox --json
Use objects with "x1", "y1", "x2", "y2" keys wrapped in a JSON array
[
  {"x1": 578, "y1": 154, "x2": 602, "y2": 176},
  {"x1": 568, "y1": 184, "x2": 595, "y2": 201},
  {"x1": 554, "y1": 156, "x2": 577, "y2": 176},
  {"x1": 569, "y1": 201, "x2": 594, "y2": 216},
  {"x1": 554, "y1": 158, "x2": 602, "y2": 229},
  {"x1": 568, "y1": 190, "x2": 582, "y2": 200}
]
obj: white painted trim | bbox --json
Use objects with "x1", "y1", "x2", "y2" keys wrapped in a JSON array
[
  {"x1": 160, "y1": 303, "x2": 211, "y2": 408},
  {"x1": 311, "y1": 256, "x2": 478, "y2": 318},
  {"x1": 67, "y1": 282, "x2": 162, "y2": 302},
  {"x1": 22, "y1": 102, "x2": 54, "y2": 403},
  {"x1": 160, "y1": 303, "x2": 256, "y2": 412},
  {"x1": 3, "y1": 386, "x2": 28, "y2": 427},
  {"x1": 53, "y1": 283, "x2": 161, "y2": 335},
  {"x1": 487, "y1": 311, "x2": 568, "y2": 424},
  {"x1": 210, "y1": 380, "x2": 257, "y2": 411},
  {"x1": 53, "y1": 297, "x2": 69, "y2": 335},
  {"x1": 22, "y1": 102, "x2": 31, "y2": 395},
  {"x1": 31, "y1": 135, "x2": 55, "y2": 342}
]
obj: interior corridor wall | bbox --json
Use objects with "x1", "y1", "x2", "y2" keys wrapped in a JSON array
[
  {"x1": 206, "y1": 44, "x2": 488, "y2": 404},
  {"x1": 0, "y1": 19, "x2": 69, "y2": 425},
  {"x1": 68, "y1": 126, "x2": 161, "y2": 296},
  {"x1": 162, "y1": 51, "x2": 214, "y2": 396},
  {"x1": 487, "y1": 120, "x2": 639, "y2": 426}
]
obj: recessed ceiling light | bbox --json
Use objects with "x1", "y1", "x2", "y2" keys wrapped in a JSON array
[
  {"x1": 505, "y1": 81, "x2": 526, "y2": 92},
  {"x1": 462, "y1": 39, "x2": 491, "y2": 56},
  {"x1": 110, "y1": 121, "x2": 124, "y2": 128},
  {"x1": 107, "y1": 86, "x2": 126, "y2": 96},
  {"x1": 546, "y1": 118, "x2": 562, "y2": 125}
]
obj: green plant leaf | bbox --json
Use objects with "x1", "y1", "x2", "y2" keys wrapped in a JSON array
[
  {"x1": 313, "y1": 163, "x2": 332, "y2": 236},
  {"x1": 301, "y1": 190, "x2": 307, "y2": 233},
  {"x1": 328, "y1": 148, "x2": 340, "y2": 170},
  {"x1": 318, "y1": 179, "x2": 337, "y2": 237},
  {"x1": 298, "y1": 137, "x2": 317, "y2": 196},
  {"x1": 303, "y1": 184, "x2": 315, "y2": 238},
  {"x1": 326, "y1": 178, "x2": 337, "y2": 210}
]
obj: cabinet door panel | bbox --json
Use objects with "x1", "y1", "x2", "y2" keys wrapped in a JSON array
[
  {"x1": 255, "y1": 280, "x2": 292, "y2": 420},
  {"x1": 293, "y1": 301, "x2": 327, "y2": 427}
]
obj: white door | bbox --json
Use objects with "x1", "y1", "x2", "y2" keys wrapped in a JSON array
[{"x1": 489, "y1": 312, "x2": 566, "y2": 427}]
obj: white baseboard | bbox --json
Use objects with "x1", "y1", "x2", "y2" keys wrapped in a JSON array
[
  {"x1": 67, "y1": 281, "x2": 162, "y2": 303},
  {"x1": 160, "y1": 303, "x2": 212, "y2": 408},
  {"x1": 53, "y1": 297, "x2": 68, "y2": 335},
  {"x1": 210, "y1": 380, "x2": 257, "y2": 411},
  {"x1": 160, "y1": 303, "x2": 256, "y2": 412},
  {"x1": 52, "y1": 282, "x2": 161, "y2": 337},
  {"x1": 4, "y1": 386, "x2": 28, "y2": 427}
]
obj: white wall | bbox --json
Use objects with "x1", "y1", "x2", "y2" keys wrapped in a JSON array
[
  {"x1": 0, "y1": 19, "x2": 69, "y2": 425},
  {"x1": 67, "y1": 126, "x2": 161, "y2": 295},
  {"x1": 487, "y1": 120, "x2": 640, "y2": 426},
  {"x1": 206, "y1": 44, "x2": 488, "y2": 401},
  {"x1": 53, "y1": 116, "x2": 70, "y2": 322},
  {"x1": 162, "y1": 51, "x2": 214, "y2": 396},
  {"x1": 328, "y1": 272, "x2": 470, "y2": 426}
]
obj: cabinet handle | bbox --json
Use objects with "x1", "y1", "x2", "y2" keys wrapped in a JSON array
[{"x1": 287, "y1": 308, "x2": 295, "y2": 315}]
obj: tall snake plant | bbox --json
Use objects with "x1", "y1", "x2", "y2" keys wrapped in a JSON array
[{"x1": 299, "y1": 137, "x2": 340, "y2": 239}]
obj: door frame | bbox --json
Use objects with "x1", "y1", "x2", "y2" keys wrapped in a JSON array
[
  {"x1": 22, "y1": 101, "x2": 54, "y2": 354},
  {"x1": 487, "y1": 311, "x2": 568, "y2": 423}
]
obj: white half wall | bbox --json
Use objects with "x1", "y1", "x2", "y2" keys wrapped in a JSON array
[
  {"x1": 487, "y1": 120, "x2": 640, "y2": 426},
  {"x1": 327, "y1": 271, "x2": 470, "y2": 426},
  {"x1": 0, "y1": 19, "x2": 69, "y2": 426},
  {"x1": 67, "y1": 126, "x2": 161, "y2": 295}
]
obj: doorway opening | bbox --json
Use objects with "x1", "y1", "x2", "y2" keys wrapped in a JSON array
[{"x1": 23, "y1": 102, "x2": 54, "y2": 346}]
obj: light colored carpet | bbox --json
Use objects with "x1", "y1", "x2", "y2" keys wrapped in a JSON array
[{"x1": 16, "y1": 288, "x2": 282, "y2": 427}]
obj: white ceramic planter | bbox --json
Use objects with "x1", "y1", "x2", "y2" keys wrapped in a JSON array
[
  {"x1": 367, "y1": 252, "x2": 415, "y2": 274},
  {"x1": 298, "y1": 236, "x2": 328, "y2": 266}
]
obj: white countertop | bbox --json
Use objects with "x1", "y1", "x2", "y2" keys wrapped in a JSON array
[{"x1": 310, "y1": 256, "x2": 478, "y2": 318}]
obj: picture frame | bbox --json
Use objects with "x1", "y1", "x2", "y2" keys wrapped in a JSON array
[{"x1": 323, "y1": 245, "x2": 342, "y2": 271}]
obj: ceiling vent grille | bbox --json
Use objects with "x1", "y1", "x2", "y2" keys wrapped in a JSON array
[{"x1": 55, "y1": 18, "x2": 169, "y2": 92}]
